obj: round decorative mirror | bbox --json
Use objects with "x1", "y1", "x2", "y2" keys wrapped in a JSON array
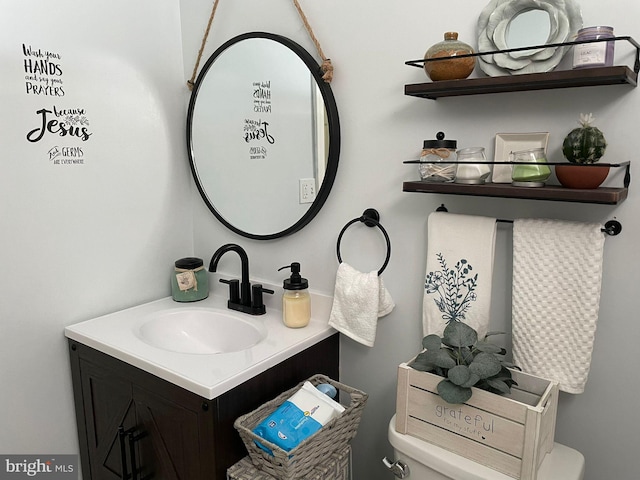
[
  {"x1": 477, "y1": 0, "x2": 582, "y2": 76},
  {"x1": 187, "y1": 32, "x2": 340, "y2": 240}
]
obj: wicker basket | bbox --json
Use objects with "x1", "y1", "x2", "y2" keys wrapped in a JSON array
[{"x1": 234, "y1": 374, "x2": 367, "y2": 480}]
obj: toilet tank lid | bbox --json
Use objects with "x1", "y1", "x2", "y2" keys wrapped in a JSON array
[{"x1": 388, "y1": 415, "x2": 584, "y2": 480}]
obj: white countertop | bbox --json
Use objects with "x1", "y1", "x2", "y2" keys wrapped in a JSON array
[{"x1": 65, "y1": 278, "x2": 336, "y2": 399}]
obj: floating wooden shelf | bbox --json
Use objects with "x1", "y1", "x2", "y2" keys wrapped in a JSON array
[
  {"x1": 402, "y1": 180, "x2": 627, "y2": 205},
  {"x1": 404, "y1": 66, "x2": 638, "y2": 99},
  {"x1": 402, "y1": 38, "x2": 636, "y2": 203},
  {"x1": 405, "y1": 36, "x2": 640, "y2": 99}
]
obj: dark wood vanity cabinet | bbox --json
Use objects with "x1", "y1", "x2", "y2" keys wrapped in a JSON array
[
  {"x1": 71, "y1": 358, "x2": 205, "y2": 480},
  {"x1": 68, "y1": 334, "x2": 339, "y2": 480}
]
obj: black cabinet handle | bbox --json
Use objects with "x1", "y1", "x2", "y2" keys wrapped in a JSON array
[
  {"x1": 130, "y1": 429, "x2": 152, "y2": 480},
  {"x1": 127, "y1": 431, "x2": 138, "y2": 480},
  {"x1": 118, "y1": 426, "x2": 151, "y2": 480},
  {"x1": 118, "y1": 426, "x2": 130, "y2": 480}
]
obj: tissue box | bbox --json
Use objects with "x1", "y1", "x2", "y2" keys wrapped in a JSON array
[
  {"x1": 227, "y1": 445, "x2": 350, "y2": 480},
  {"x1": 395, "y1": 359, "x2": 558, "y2": 480}
]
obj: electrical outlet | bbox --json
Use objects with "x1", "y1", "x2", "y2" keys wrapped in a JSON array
[{"x1": 299, "y1": 178, "x2": 316, "y2": 204}]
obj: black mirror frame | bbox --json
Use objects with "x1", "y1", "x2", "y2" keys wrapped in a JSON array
[{"x1": 186, "y1": 31, "x2": 341, "y2": 240}]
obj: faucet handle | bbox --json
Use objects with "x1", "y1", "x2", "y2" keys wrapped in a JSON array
[
  {"x1": 251, "y1": 284, "x2": 274, "y2": 313},
  {"x1": 219, "y1": 278, "x2": 240, "y2": 304}
]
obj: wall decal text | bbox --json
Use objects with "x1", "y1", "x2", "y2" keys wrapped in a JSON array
[
  {"x1": 26, "y1": 106, "x2": 92, "y2": 143},
  {"x1": 23, "y1": 44, "x2": 65, "y2": 97}
]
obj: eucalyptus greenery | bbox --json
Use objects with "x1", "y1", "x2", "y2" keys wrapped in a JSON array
[{"x1": 409, "y1": 321, "x2": 519, "y2": 404}]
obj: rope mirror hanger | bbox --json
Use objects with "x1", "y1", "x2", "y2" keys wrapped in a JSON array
[{"x1": 187, "y1": 0, "x2": 333, "y2": 90}]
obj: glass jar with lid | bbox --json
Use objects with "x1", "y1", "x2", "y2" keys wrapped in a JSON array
[{"x1": 418, "y1": 131, "x2": 457, "y2": 183}]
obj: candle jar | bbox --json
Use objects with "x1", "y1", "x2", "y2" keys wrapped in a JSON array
[
  {"x1": 171, "y1": 257, "x2": 209, "y2": 302},
  {"x1": 511, "y1": 148, "x2": 551, "y2": 187},
  {"x1": 418, "y1": 131, "x2": 457, "y2": 182},
  {"x1": 573, "y1": 26, "x2": 615, "y2": 69},
  {"x1": 455, "y1": 147, "x2": 491, "y2": 184}
]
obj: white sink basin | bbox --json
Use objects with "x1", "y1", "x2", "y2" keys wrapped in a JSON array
[
  {"x1": 136, "y1": 308, "x2": 267, "y2": 354},
  {"x1": 65, "y1": 285, "x2": 336, "y2": 398}
]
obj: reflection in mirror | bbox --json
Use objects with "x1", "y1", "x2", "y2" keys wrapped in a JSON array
[
  {"x1": 507, "y1": 10, "x2": 551, "y2": 57},
  {"x1": 187, "y1": 32, "x2": 340, "y2": 240}
]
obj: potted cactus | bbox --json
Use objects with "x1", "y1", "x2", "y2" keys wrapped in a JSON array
[{"x1": 556, "y1": 113, "x2": 610, "y2": 188}]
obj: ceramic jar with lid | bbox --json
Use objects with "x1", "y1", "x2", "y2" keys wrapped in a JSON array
[
  {"x1": 424, "y1": 32, "x2": 476, "y2": 81},
  {"x1": 419, "y1": 132, "x2": 457, "y2": 182},
  {"x1": 455, "y1": 147, "x2": 491, "y2": 184}
]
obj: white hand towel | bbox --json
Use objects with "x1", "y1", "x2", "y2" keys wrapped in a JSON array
[
  {"x1": 512, "y1": 218, "x2": 605, "y2": 394},
  {"x1": 423, "y1": 212, "x2": 497, "y2": 338},
  {"x1": 328, "y1": 262, "x2": 395, "y2": 347}
]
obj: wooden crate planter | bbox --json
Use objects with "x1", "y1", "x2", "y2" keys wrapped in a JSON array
[{"x1": 396, "y1": 360, "x2": 559, "y2": 480}]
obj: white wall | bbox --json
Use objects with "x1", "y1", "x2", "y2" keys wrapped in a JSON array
[
  {"x1": 0, "y1": 0, "x2": 191, "y2": 458},
  {"x1": 181, "y1": 1, "x2": 640, "y2": 479}
]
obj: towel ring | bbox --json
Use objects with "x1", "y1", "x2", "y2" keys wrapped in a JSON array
[{"x1": 336, "y1": 208, "x2": 391, "y2": 276}]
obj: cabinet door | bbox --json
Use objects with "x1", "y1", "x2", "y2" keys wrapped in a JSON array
[
  {"x1": 132, "y1": 385, "x2": 205, "y2": 480},
  {"x1": 78, "y1": 359, "x2": 135, "y2": 480}
]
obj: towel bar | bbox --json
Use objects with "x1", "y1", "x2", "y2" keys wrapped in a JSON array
[
  {"x1": 435, "y1": 204, "x2": 622, "y2": 236},
  {"x1": 337, "y1": 208, "x2": 391, "y2": 275}
]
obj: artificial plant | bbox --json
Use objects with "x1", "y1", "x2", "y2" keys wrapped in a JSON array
[
  {"x1": 412, "y1": 254, "x2": 519, "y2": 404},
  {"x1": 409, "y1": 323, "x2": 519, "y2": 404}
]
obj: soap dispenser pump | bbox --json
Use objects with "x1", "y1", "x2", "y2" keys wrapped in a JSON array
[{"x1": 278, "y1": 262, "x2": 311, "y2": 328}]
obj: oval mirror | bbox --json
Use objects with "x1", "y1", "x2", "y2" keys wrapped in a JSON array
[
  {"x1": 506, "y1": 9, "x2": 551, "y2": 58},
  {"x1": 187, "y1": 32, "x2": 340, "y2": 240}
]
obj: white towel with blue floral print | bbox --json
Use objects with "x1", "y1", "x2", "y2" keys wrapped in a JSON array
[{"x1": 422, "y1": 212, "x2": 497, "y2": 339}]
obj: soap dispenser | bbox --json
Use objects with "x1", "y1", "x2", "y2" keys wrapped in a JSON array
[{"x1": 278, "y1": 262, "x2": 311, "y2": 328}]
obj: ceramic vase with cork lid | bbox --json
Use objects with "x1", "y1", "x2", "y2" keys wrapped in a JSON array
[{"x1": 424, "y1": 32, "x2": 476, "y2": 81}]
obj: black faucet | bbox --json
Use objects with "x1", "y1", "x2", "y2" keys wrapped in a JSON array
[{"x1": 209, "y1": 244, "x2": 274, "y2": 315}]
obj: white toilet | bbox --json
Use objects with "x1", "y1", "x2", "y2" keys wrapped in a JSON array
[{"x1": 386, "y1": 415, "x2": 584, "y2": 480}]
